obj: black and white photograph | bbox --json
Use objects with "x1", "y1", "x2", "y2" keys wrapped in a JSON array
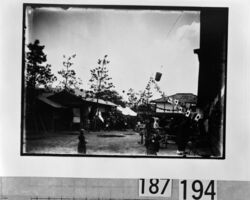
[{"x1": 21, "y1": 4, "x2": 228, "y2": 158}]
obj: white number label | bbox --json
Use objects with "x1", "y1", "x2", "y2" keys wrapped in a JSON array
[
  {"x1": 139, "y1": 178, "x2": 172, "y2": 197},
  {"x1": 179, "y1": 180, "x2": 217, "y2": 200}
]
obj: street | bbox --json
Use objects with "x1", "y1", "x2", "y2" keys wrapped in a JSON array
[{"x1": 24, "y1": 130, "x2": 188, "y2": 157}]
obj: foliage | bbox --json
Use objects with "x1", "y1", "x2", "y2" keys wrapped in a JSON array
[
  {"x1": 137, "y1": 103, "x2": 155, "y2": 113},
  {"x1": 127, "y1": 76, "x2": 165, "y2": 111},
  {"x1": 88, "y1": 55, "x2": 114, "y2": 99},
  {"x1": 139, "y1": 77, "x2": 154, "y2": 104},
  {"x1": 126, "y1": 88, "x2": 140, "y2": 108},
  {"x1": 58, "y1": 54, "x2": 82, "y2": 91},
  {"x1": 86, "y1": 89, "x2": 125, "y2": 107},
  {"x1": 100, "y1": 90, "x2": 126, "y2": 106},
  {"x1": 138, "y1": 76, "x2": 165, "y2": 104},
  {"x1": 25, "y1": 40, "x2": 56, "y2": 89}
]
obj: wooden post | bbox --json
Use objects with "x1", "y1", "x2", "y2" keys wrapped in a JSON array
[{"x1": 80, "y1": 106, "x2": 84, "y2": 130}]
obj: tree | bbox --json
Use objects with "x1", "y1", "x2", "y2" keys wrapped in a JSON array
[
  {"x1": 88, "y1": 55, "x2": 114, "y2": 99},
  {"x1": 86, "y1": 89, "x2": 125, "y2": 106},
  {"x1": 128, "y1": 77, "x2": 158, "y2": 113},
  {"x1": 140, "y1": 77, "x2": 154, "y2": 105},
  {"x1": 87, "y1": 55, "x2": 115, "y2": 130},
  {"x1": 126, "y1": 88, "x2": 140, "y2": 109},
  {"x1": 138, "y1": 76, "x2": 165, "y2": 105},
  {"x1": 58, "y1": 54, "x2": 82, "y2": 91},
  {"x1": 25, "y1": 40, "x2": 57, "y2": 135},
  {"x1": 25, "y1": 40, "x2": 56, "y2": 89},
  {"x1": 100, "y1": 90, "x2": 126, "y2": 107}
]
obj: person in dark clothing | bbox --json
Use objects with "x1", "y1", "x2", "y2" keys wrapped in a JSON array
[
  {"x1": 145, "y1": 133, "x2": 161, "y2": 155},
  {"x1": 145, "y1": 118, "x2": 161, "y2": 155},
  {"x1": 176, "y1": 115, "x2": 193, "y2": 155},
  {"x1": 78, "y1": 129, "x2": 87, "y2": 154}
]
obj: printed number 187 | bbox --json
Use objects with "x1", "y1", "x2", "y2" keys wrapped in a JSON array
[{"x1": 139, "y1": 179, "x2": 172, "y2": 197}]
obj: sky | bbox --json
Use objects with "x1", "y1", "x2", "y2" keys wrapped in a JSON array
[{"x1": 26, "y1": 6, "x2": 200, "y2": 99}]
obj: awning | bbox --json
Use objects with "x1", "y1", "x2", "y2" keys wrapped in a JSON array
[
  {"x1": 84, "y1": 98, "x2": 117, "y2": 107},
  {"x1": 117, "y1": 106, "x2": 137, "y2": 116},
  {"x1": 37, "y1": 96, "x2": 65, "y2": 108}
]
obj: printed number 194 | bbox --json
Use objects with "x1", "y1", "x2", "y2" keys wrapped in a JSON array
[{"x1": 179, "y1": 180, "x2": 217, "y2": 200}]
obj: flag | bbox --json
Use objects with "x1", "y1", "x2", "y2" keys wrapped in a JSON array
[
  {"x1": 174, "y1": 99, "x2": 179, "y2": 105},
  {"x1": 185, "y1": 110, "x2": 191, "y2": 117},
  {"x1": 98, "y1": 111, "x2": 104, "y2": 123},
  {"x1": 168, "y1": 97, "x2": 173, "y2": 104},
  {"x1": 194, "y1": 114, "x2": 201, "y2": 121}
]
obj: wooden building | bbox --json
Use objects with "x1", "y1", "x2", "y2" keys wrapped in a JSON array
[{"x1": 24, "y1": 90, "x2": 117, "y2": 137}]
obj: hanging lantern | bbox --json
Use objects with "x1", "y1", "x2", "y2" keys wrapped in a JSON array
[{"x1": 155, "y1": 72, "x2": 162, "y2": 82}]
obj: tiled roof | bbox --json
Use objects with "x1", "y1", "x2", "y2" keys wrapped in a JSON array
[
  {"x1": 169, "y1": 93, "x2": 197, "y2": 104},
  {"x1": 151, "y1": 97, "x2": 172, "y2": 104},
  {"x1": 151, "y1": 93, "x2": 197, "y2": 104},
  {"x1": 38, "y1": 90, "x2": 117, "y2": 107}
]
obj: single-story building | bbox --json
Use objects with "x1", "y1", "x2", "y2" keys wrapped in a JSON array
[
  {"x1": 151, "y1": 96, "x2": 176, "y2": 113},
  {"x1": 24, "y1": 89, "x2": 117, "y2": 136}
]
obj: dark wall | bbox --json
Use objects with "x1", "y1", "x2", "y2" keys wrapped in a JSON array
[
  {"x1": 197, "y1": 8, "x2": 228, "y2": 106},
  {"x1": 196, "y1": 8, "x2": 228, "y2": 156}
]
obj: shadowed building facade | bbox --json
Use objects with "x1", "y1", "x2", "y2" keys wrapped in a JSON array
[{"x1": 194, "y1": 8, "x2": 228, "y2": 157}]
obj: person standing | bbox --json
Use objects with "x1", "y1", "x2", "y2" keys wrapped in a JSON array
[
  {"x1": 136, "y1": 121, "x2": 144, "y2": 144},
  {"x1": 78, "y1": 129, "x2": 87, "y2": 154},
  {"x1": 176, "y1": 115, "x2": 193, "y2": 156},
  {"x1": 145, "y1": 118, "x2": 160, "y2": 155}
]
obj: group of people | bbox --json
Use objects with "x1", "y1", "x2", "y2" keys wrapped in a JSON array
[
  {"x1": 137, "y1": 111, "x2": 205, "y2": 156},
  {"x1": 77, "y1": 110, "x2": 208, "y2": 156},
  {"x1": 87, "y1": 110, "x2": 136, "y2": 132},
  {"x1": 136, "y1": 118, "x2": 162, "y2": 155}
]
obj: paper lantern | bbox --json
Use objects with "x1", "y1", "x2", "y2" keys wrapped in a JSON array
[{"x1": 155, "y1": 72, "x2": 162, "y2": 82}]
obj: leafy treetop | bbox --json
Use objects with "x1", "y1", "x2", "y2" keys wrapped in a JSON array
[
  {"x1": 58, "y1": 54, "x2": 82, "y2": 91},
  {"x1": 88, "y1": 55, "x2": 114, "y2": 99},
  {"x1": 26, "y1": 40, "x2": 56, "y2": 89}
]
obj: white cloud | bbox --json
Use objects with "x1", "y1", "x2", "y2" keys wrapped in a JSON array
[
  {"x1": 175, "y1": 21, "x2": 200, "y2": 46},
  {"x1": 27, "y1": 7, "x2": 200, "y2": 96},
  {"x1": 146, "y1": 21, "x2": 200, "y2": 95}
]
